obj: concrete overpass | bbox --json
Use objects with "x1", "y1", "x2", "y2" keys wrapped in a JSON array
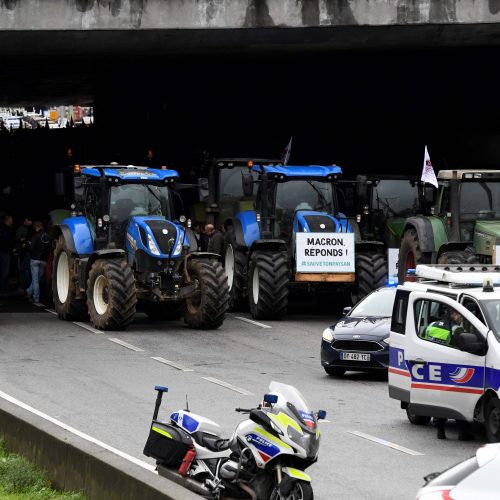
[{"x1": 2, "y1": 0, "x2": 500, "y2": 217}]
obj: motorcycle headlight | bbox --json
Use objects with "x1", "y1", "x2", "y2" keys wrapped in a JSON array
[
  {"x1": 147, "y1": 234, "x2": 161, "y2": 256},
  {"x1": 322, "y1": 327, "x2": 334, "y2": 342}
]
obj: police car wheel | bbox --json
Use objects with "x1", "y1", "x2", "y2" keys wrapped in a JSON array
[
  {"x1": 405, "y1": 408, "x2": 431, "y2": 426},
  {"x1": 485, "y1": 398, "x2": 500, "y2": 443}
]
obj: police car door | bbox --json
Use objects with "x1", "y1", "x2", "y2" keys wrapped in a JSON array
[{"x1": 406, "y1": 292, "x2": 488, "y2": 421}]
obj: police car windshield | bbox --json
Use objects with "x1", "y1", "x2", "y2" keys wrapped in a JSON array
[
  {"x1": 349, "y1": 287, "x2": 397, "y2": 317},
  {"x1": 482, "y1": 300, "x2": 500, "y2": 340}
]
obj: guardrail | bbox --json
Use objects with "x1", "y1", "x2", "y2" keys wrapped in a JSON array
[{"x1": 0, "y1": 397, "x2": 201, "y2": 500}]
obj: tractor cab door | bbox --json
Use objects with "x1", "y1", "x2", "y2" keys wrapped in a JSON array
[{"x1": 84, "y1": 182, "x2": 103, "y2": 246}]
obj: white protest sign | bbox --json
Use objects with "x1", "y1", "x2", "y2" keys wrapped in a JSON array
[{"x1": 296, "y1": 233, "x2": 354, "y2": 272}]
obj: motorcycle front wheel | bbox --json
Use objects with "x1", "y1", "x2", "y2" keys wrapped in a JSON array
[{"x1": 270, "y1": 479, "x2": 313, "y2": 500}]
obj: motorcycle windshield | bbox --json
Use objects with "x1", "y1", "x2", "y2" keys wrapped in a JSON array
[
  {"x1": 269, "y1": 381, "x2": 317, "y2": 430},
  {"x1": 268, "y1": 381, "x2": 320, "y2": 459}
]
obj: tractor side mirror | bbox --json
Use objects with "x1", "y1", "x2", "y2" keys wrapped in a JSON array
[
  {"x1": 356, "y1": 175, "x2": 368, "y2": 201},
  {"x1": 423, "y1": 184, "x2": 435, "y2": 205},
  {"x1": 242, "y1": 173, "x2": 254, "y2": 198},
  {"x1": 197, "y1": 178, "x2": 209, "y2": 202}
]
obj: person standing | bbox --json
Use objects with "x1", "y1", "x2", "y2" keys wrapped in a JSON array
[
  {"x1": 16, "y1": 216, "x2": 33, "y2": 292},
  {"x1": 0, "y1": 215, "x2": 14, "y2": 292},
  {"x1": 205, "y1": 223, "x2": 225, "y2": 256},
  {"x1": 26, "y1": 221, "x2": 50, "y2": 306}
]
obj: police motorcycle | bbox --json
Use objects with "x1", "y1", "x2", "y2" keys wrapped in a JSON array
[{"x1": 144, "y1": 381, "x2": 326, "y2": 499}]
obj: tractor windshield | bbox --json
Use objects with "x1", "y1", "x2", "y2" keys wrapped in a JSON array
[
  {"x1": 110, "y1": 184, "x2": 172, "y2": 227},
  {"x1": 273, "y1": 180, "x2": 334, "y2": 238},
  {"x1": 373, "y1": 180, "x2": 420, "y2": 217},
  {"x1": 218, "y1": 167, "x2": 256, "y2": 224},
  {"x1": 460, "y1": 181, "x2": 500, "y2": 219}
]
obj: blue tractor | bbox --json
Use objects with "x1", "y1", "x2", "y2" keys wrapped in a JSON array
[
  {"x1": 222, "y1": 164, "x2": 387, "y2": 319},
  {"x1": 52, "y1": 165, "x2": 228, "y2": 330}
]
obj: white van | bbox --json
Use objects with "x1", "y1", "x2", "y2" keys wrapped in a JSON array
[{"x1": 388, "y1": 265, "x2": 500, "y2": 442}]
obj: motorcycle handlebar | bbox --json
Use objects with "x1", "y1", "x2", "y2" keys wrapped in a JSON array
[{"x1": 235, "y1": 407, "x2": 253, "y2": 413}]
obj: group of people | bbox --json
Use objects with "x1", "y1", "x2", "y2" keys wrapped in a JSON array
[{"x1": 0, "y1": 214, "x2": 51, "y2": 305}]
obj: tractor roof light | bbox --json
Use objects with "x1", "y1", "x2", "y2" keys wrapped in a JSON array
[
  {"x1": 73, "y1": 164, "x2": 81, "y2": 174},
  {"x1": 247, "y1": 161, "x2": 253, "y2": 168},
  {"x1": 161, "y1": 165, "x2": 167, "y2": 170}
]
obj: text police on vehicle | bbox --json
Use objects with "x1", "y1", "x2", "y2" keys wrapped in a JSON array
[{"x1": 388, "y1": 265, "x2": 500, "y2": 442}]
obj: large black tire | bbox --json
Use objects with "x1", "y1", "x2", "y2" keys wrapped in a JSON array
[
  {"x1": 87, "y1": 259, "x2": 137, "y2": 330},
  {"x1": 52, "y1": 235, "x2": 88, "y2": 320},
  {"x1": 224, "y1": 230, "x2": 248, "y2": 311},
  {"x1": 270, "y1": 479, "x2": 313, "y2": 500},
  {"x1": 248, "y1": 251, "x2": 289, "y2": 320},
  {"x1": 438, "y1": 247, "x2": 478, "y2": 265},
  {"x1": 183, "y1": 259, "x2": 229, "y2": 329},
  {"x1": 398, "y1": 228, "x2": 431, "y2": 284},
  {"x1": 143, "y1": 301, "x2": 183, "y2": 321},
  {"x1": 406, "y1": 408, "x2": 431, "y2": 426},
  {"x1": 485, "y1": 398, "x2": 500, "y2": 443},
  {"x1": 353, "y1": 252, "x2": 387, "y2": 304}
]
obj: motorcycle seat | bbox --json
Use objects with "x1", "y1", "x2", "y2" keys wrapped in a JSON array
[{"x1": 197, "y1": 433, "x2": 231, "y2": 452}]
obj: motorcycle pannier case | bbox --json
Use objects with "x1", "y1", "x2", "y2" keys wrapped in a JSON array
[{"x1": 144, "y1": 421, "x2": 193, "y2": 466}]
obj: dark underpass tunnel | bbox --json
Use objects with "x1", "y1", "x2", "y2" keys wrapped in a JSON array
[{"x1": 2, "y1": 46, "x2": 500, "y2": 218}]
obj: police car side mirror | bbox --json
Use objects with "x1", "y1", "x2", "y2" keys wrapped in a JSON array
[
  {"x1": 456, "y1": 332, "x2": 487, "y2": 356},
  {"x1": 343, "y1": 306, "x2": 352, "y2": 316}
]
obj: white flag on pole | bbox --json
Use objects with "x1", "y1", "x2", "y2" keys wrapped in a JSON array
[
  {"x1": 421, "y1": 145, "x2": 438, "y2": 188},
  {"x1": 282, "y1": 136, "x2": 292, "y2": 165}
]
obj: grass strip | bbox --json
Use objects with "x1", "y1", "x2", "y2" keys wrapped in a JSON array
[{"x1": 0, "y1": 438, "x2": 86, "y2": 500}]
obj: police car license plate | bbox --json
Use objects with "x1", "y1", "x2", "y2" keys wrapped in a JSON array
[{"x1": 341, "y1": 353, "x2": 370, "y2": 362}]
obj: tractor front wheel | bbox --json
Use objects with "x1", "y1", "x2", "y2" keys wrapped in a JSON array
[
  {"x1": 87, "y1": 259, "x2": 137, "y2": 330},
  {"x1": 248, "y1": 250, "x2": 289, "y2": 320},
  {"x1": 224, "y1": 233, "x2": 247, "y2": 311},
  {"x1": 353, "y1": 252, "x2": 387, "y2": 305},
  {"x1": 183, "y1": 259, "x2": 229, "y2": 329},
  {"x1": 52, "y1": 235, "x2": 87, "y2": 320},
  {"x1": 398, "y1": 229, "x2": 431, "y2": 284}
]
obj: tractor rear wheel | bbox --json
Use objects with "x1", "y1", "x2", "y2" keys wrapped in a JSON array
[
  {"x1": 52, "y1": 235, "x2": 87, "y2": 320},
  {"x1": 398, "y1": 228, "x2": 431, "y2": 284},
  {"x1": 143, "y1": 302, "x2": 183, "y2": 321},
  {"x1": 353, "y1": 252, "x2": 387, "y2": 304},
  {"x1": 183, "y1": 259, "x2": 229, "y2": 329},
  {"x1": 87, "y1": 258, "x2": 137, "y2": 330},
  {"x1": 438, "y1": 247, "x2": 478, "y2": 265},
  {"x1": 248, "y1": 250, "x2": 289, "y2": 320},
  {"x1": 224, "y1": 232, "x2": 247, "y2": 311}
]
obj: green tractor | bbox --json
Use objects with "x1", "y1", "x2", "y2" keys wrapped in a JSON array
[{"x1": 398, "y1": 169, "x2": 500, "y2": 283}]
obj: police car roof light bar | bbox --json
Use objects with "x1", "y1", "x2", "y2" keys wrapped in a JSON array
[{"x1": 416, "y1": 265, "x2": 500, "y2": 286}]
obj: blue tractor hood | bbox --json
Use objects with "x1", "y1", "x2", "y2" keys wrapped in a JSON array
[
  {"x1": 252, "y1": 165, "x2": 342, "y2": 180},
  {"x1": 126, "y1": 216, "x2": 189, "y2": 258},
  {"x1": 294, "y1": 210, "x2": 352, "y2": 233},
  {"x1": 81, "y1": 166, "x2": 178, "y2": 182}
]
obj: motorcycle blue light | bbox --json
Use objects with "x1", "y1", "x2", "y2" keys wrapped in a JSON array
[
  {"x1": 155, "y1": 385, "x2": 168, "y2": 392},
  {"x1": 386, "y1": 279, "x2": 397, "y2": 287},
  {"x1": 317, "y1": 410, "x2": 327, "y2": 420},
  {"x1": 263, "y1": 394, "x2": 278, "y2": 404}
]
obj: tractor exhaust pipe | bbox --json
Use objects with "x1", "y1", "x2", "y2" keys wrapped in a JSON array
[{"x1": 449, "y1": 170, "x2": 460, "y2": 241}]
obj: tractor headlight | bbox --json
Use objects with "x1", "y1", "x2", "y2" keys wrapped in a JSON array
[
  {"x1": 147, "y1": 234, "x2": 161, "y2": 256},
  {"x1": 173, "y1": 238, "x2": 183, "y2": 256}
]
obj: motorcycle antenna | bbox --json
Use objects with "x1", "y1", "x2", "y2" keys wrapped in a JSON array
[{"x1": 185, "y1": 394, "x2": 190, "y2": 412}]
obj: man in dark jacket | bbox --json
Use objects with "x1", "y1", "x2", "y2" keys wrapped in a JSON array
[
  {"x1": 0, "y1": 215, "x2": 14, "y2": 292},
  {"x1": 26, "y1": 221, "x2": 50, "y2": 305},
  {"x1": 205, "y1": 223, "x2": 225, "y2": 256}
]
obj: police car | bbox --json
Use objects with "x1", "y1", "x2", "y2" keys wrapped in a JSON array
[{"x1": 388, "y1": 265, "x2": 500, "y2": 442}]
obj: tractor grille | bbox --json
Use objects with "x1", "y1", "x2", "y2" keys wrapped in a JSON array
[
  {"x1": 332, "y1": 340, "x2": 384, "y2": 352},
  {"x1": 303, "y1": 215, "x2": 336, "y2": 232},
  {"x1": 145, "y1": 220, "x2": 178, "y2": 255}
]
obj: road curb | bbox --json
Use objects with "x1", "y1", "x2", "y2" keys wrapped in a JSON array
[{"x1": 0, "y1": 397, "x2": 201, "y2": 500}]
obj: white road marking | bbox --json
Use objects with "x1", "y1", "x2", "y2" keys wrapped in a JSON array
[
  {"x1": 44, "y1": 309, "x2": 57, "y2": 316},
  {"x1": 230, "y1": 315, "x2": 272, "y2": 329},
  {"x1": 348, "y1": 431, "x2": 424, "y2": 456},
  {"x1": 108, "y1": 338, "x2": 144, "y2": 352},
  {"x1": 0, "y1": 389, "x2": 156, "y2": 472},
  {"x1": 151, "y1": 357, "x2": 193, "y2": 372},
  {"x1": 73, "y1": 322, "x2": 103, "y2": 335},
  {"x1": 202, "y1": 377, "x2": 253, "y2": 395}
]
